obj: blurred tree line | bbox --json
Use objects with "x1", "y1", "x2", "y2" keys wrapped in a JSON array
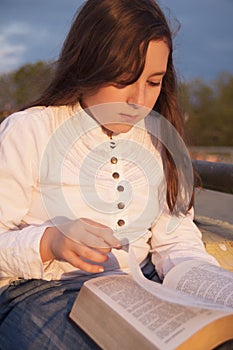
[
  {"x1": 0, "y1": 61, "x2": 54, "y2": 122},
  {"x1": 0, "y1": 61, "x2": 232, "y2": 146},
  {"x1": 180, "y1": 73, "x2": 233, "y2": 146}
]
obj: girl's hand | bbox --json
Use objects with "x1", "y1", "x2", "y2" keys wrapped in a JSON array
[{"x1": 40, "y1": 218, "x2": 122, "y2": 273}]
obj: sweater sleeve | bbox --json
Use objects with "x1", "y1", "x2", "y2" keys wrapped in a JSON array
[
  {"x1": 0, "y1": 112, "x2": 48, "y2": 280},
  {"x1": 150, "y1": 206, "x2": 219, "y2": 280}
]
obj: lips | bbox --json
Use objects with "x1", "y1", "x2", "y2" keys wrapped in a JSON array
[{"x1": 119, "y1": 113, "x2": 138, "y2": 120}]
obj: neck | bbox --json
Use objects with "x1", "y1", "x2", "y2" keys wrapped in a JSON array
[{"x1": 101, "y1": 125, "x2": 113, "y2": 139}]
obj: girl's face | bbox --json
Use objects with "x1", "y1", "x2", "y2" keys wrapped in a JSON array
[{"x1": 82, "y1": 40, "x2": 169, "y2": 134}]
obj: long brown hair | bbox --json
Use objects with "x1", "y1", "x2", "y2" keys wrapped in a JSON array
[{"x1": 27, "y1": 0, "x2": 194, "y2": 214}]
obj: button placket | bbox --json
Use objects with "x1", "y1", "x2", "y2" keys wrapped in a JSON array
[
  {"x1": 112, "y1": 172, "x2": 120, "y2": 180},
  {"x1": 110, "y1": 140, "x2": 116, "y2": 150},
  {"x1": 117, "y1": 185, "x2": 124, "y2": 192},
  {"x1": 110, "y1": 139, "x2": 120, "y2": 181},
  {"x1": 110, "y1": 156, "x2": 118, "y2": 165},
  {"x1": 117, "y1": 219, "x2": 125, "y2": 227},
  {"x1": 108, "y1": 137, "x2": 127, "y2": 230},
  {"x1": 117, "y1": 202, "x2": 125, "y2": 210}
]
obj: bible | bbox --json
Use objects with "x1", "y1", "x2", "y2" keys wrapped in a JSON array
[{"x1": 70, "y1": 259, "x2": 233, "y2": 350}]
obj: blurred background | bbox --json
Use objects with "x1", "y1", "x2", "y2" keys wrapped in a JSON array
[{"x1": 0, "y1": 0, "x2": 232, "y2": 163}]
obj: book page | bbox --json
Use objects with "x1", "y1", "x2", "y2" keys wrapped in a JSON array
[
  {"x1": 86, "y1": 274, "x2": 231, "y2": 350},
  {"x1": 128, "y1": 246, "x2": 233, "y2": 312},
  {"x1": 163, "y1": 260, "x2": 233, "y2": 308}
]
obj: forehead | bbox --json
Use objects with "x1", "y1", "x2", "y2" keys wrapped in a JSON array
[{"x1": 144, "y1": 40, "x2": 169, "y2": 73}]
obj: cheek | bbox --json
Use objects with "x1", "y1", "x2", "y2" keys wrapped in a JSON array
[
  {"x1": 86, "y1": 89, "x2": 115, "y2": 106},
  {"x1": 96, "y1": 86, "x2": 125, "y2": 104},
  {"x1": 146, "y1": 90, "x2": 161, "y2": 108},
  {"x1": 99, "y1": 94, "x2": 121, "y2": 105}
]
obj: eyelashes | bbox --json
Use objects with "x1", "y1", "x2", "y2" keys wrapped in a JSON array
[{"x1": 147, "y1": 81, "x2": 162, "y2": 87}]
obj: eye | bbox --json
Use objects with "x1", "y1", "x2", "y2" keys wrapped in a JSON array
[{"x1": 147, "y1": 81, "x2": 161, "y2": 87}]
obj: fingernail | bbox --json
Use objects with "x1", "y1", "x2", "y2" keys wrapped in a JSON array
[{"x1": 98, "y1": 267, "x2": 104, "y2": 273}]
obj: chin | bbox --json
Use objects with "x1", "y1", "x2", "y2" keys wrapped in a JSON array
[{"x1": 105, "y1": 123, "x2": 133, "y2": 134}]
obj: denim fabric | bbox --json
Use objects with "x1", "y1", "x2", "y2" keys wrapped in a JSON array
[
  {"x1": 0, "y1": 276, "x2": 102, "y2": 350},
  {"x1": 0, "y1": 262, "x2": 161, "y2": 350}
]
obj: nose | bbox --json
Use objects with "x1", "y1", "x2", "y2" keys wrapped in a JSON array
[{"x1": 127, "y1": 83, "x2": 145, "y2": 108}]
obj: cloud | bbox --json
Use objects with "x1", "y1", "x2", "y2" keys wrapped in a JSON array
[
  {"x1": 0, "y1": 20, "x2": 54, "y2": 74},
  {"x1": 0, "y1": 41, "x2": 26, "y2": 74},
  {"x1": 0, "y1": 23, "x2": 29, "y2": 74}
]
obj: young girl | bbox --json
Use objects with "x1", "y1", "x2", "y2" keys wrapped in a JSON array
[{"x1": 0, "y1": 0, "x2": 218, "y2": 348}]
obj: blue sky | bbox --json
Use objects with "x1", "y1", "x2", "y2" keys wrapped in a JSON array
[{"x1": 0, "y1": 0, "x2": 233, "y2": 82}]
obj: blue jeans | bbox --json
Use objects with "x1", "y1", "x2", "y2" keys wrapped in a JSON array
[{"x1": 0, "y1": 262, "x2": 161, "y2": 350}]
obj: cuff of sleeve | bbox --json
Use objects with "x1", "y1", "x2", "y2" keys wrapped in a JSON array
[{"x1": 11, "y1": 224, "x2": 51, "y2": 279}]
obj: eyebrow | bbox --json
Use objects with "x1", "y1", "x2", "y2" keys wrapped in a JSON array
[{"x1": 149, "y1": 71, "x2": 166, "y2": 78}]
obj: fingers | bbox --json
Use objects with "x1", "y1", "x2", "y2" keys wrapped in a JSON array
[
  {"x1": 47, "y1": 227, "x2": 111, "y2": 273},
  {"x1": 81, "y1": 218, "x2": 122, "y2": 249},
  {"x1": 62, "y1": 243, "x2": 109, "y2": 273},
  {"x1": 67, "y1": 252, "x2": 105, "y2": 273},
  {"x1": 77, "y1": 233, "x2": 113, "y2": 251},
  {"x1": 59, "y1": 218, "x2": 122, "y2": 250},
  {"x1": 52, "y1": 218, "x2": 123, "y2": 273}
]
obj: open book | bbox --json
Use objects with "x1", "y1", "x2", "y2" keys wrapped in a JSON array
[{"x1": 70, "y1": 259, "x2": 233, "y2": 350}]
